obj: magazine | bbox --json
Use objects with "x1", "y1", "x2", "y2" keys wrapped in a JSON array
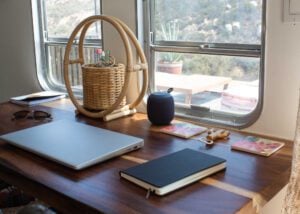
[
  {"x1": 10, "y1": 91, "x2": 66, "y2": 106},
  {"x1": 231, "y1": 136, "x2": 285, "y2": 157},
  {"x1": 157, "y1": 121, "x2": 208, "y2": 139}
]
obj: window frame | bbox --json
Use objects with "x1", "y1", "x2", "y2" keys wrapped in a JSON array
[
  {"x1": 143, "y1": 0, "x2": 266, "y2": 128},
  {"x1": 33, "y1": 0, "x2": 103, "y2": 93}
]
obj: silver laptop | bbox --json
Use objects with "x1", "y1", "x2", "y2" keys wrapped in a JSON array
[{"x1": 0, "y1": 120, "x2": 143, "y2": 170}]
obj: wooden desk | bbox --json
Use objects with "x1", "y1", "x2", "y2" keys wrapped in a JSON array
[
  {"x1": 0, "y1": 102, "x2": 292, "y2": 214},
  {"x1": 155, "y1": 72, "x2": 232, "y2": 104}
]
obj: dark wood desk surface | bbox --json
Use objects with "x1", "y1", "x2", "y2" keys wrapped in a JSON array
[{"x1": 0, "y1": 101, "x2": 292, "y2": 214}]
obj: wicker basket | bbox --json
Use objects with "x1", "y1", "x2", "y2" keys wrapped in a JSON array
[
  {"x1": 82, "y1": 63, "x2": 126, "y2": 110},
  {"x1": 64, "y1": 15, "x2": 148, "y2": 119}
]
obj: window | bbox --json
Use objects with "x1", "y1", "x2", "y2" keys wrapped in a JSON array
[
  {"x1": 34, "y1": 0, "x2": 102, "y2": 92},
  {"x1": 144, "y1": 0, "x2": 265, "y2": 128}
]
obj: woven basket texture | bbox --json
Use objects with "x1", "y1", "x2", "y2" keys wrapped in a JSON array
[{"x1": 82, "y1": 63, "x2": 126, "y2": 110}]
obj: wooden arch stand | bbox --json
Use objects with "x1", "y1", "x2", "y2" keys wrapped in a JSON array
[{"x1": 63, "y1": 15, "x2": 148, "y2": 121}]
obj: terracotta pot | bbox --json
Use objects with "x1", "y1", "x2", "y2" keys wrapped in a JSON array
[{"x1": 156, "y1": 61, "x2": 183, "y2": 74}]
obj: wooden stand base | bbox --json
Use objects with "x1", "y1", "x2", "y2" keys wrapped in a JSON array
[
  {"x1": 103, "y1": 108, "x2": 136, "y2": 121},
  {"x1": 75, "y1": 105, "x2": 137, "y2": 121}
]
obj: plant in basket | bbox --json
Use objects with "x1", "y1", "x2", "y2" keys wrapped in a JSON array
[
  {"x1": 93, "y1": 49, "x2": 116, "y2": 67},
  {"x1": 81, "y1": 49, "x2": 126, "y2": 111}
]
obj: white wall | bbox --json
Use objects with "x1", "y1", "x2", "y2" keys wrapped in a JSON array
[
  {"x1": 102, "y1": 0, "x2": 142, "y2": 107},
  {"x1": 102, "y1": 0, "x2": 137, "y2": 61},
  {"x1": 245, "y1": 0, "x2": 300, "y2": 140},
  {"x1": 0, "y1": 0, "x2": 41, "y2": 102},
  {"x1": 0, "y1": 0, "x2": 299, "y2": 141}
]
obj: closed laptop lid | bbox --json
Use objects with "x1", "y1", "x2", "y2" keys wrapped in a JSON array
[{"x1": 0, "y1": 120, "x2": 144, "y2": 170}]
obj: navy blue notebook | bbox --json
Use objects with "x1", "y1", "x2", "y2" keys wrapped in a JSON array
[{"x1": 120, "y1": 148, "x2": 226, "y2": 195}]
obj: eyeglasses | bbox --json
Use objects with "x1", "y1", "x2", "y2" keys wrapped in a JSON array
[{"x1": 11, "y1": 110, "x2": 52, "y2": 121}]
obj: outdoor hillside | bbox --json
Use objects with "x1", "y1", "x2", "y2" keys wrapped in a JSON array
[
  {"x1": 154, "y1": 0, "x2": 262, "y2": 81},
  {"x1": 45, "y1": 0, "x2": 101, "y2": 39},
  {"x1": 45, "y1": 0, "x2": 261, "y2": 82}
]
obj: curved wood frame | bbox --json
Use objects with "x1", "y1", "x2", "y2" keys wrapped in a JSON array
[{"x1": 63, "y1": 15, "x2": 148, "y2": 118}]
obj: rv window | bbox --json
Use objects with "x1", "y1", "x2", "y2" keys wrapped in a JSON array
[
  {"x1": 144, "y1": 0, "x2": 265, "y2": 128},
  {"x1": 34, "y1": 0, "x2": 102, "y2": 92}
]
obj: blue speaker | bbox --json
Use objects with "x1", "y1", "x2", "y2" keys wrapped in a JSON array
[{"x1": 147, "y1": 90, "x2": 174, "y2": 125}]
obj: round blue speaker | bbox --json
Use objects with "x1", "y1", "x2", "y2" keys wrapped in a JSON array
[{"x1": 147, "y1": 90, "x2": 174, "y2": 125}]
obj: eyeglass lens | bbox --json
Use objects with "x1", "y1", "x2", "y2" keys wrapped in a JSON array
[
  {"x1": 33, "y1": 111, "x2": 51, "y2": 119},
  {"x1": 13, "y1": 110, "x2": 30, "y2": 119},
  {"x1": 12, "y1": 110, "x2": 51, "y2": 120}
]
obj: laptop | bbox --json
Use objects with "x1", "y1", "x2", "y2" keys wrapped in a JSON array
[{"x1": 0, "y1": 120, "x2": 144, "y2": 170}]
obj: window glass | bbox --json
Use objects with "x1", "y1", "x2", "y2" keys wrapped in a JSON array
[
  {"x1": 154, "y1": 0, "x2": 262, "y2": 44},
  {"x1": 47, "y1": 45, "x2": 100, "y2": 87},
  {"x1": 36, "y1": 0, "x2": 102, "y2": 91},
  {"x1": 148, "y1": 0, "x2": 264, "y2": 127},
  {"x1": 44, "y1": 0, "x2": 101, "y2": 39},
  {"x1": 155, "y1": 52, "x2": 259, "y2": 115}
]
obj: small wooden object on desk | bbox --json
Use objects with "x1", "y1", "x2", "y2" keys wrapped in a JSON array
[
  {"x1": 63, "y1": 15, "x2": 148, "y2": 121},
  {"x1": 200, "y1": 129, "x2": 230, "y2": 145}
]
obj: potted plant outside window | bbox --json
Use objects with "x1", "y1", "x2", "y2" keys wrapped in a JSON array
[{"x1": 156, "y1": 21, "x2": 183, "y2": 75}]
